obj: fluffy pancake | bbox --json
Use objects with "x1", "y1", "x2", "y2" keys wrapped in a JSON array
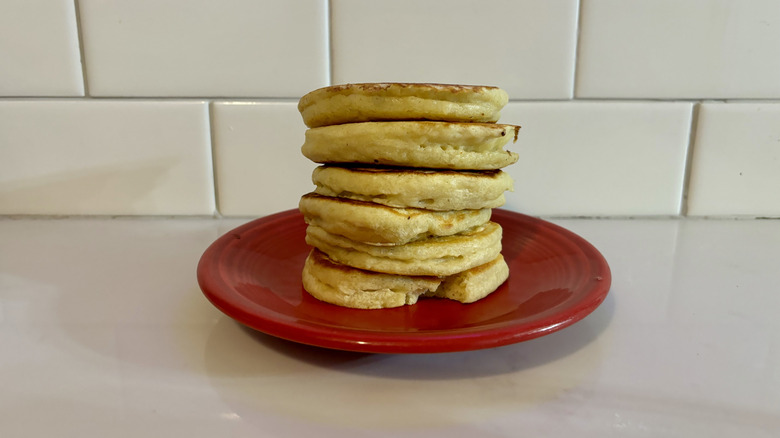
[
  {"x1": 305, "y1": 222, "x2": 502, "y2": 277},
  {"x1": 429, "y1": 254, "x2": 509, "y2": 304},
  {"x1": 311, "y1": 166, "x2": 514, "y2": 211},
  {"x1": 298, "y1": 83, "x2": 509, "y2": 128},
  {"x1": 302, "y1": 249, "x2": 509, "y2": 309},
  {"x1": 302, "y1": 249, "x2": 443, "y2": 309},
  {"x1": 302, "y1": 121, "x2": 519, "y2": 170},
  {"x1": 299, "y1": 193, "x2": 491, "y2": 245}
]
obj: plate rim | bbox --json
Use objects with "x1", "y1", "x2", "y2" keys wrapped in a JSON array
[{"x1": 197, "y1": 209, "x2": 611, "y2": 354}]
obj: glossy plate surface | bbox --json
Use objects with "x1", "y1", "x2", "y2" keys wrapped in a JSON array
[{"x1": 197, "y1": 209, "x2": 611, "y2": 354}]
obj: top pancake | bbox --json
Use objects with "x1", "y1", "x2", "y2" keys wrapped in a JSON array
[{"x1": 298, "y1": 83, "x2": 509, "y2": 128}]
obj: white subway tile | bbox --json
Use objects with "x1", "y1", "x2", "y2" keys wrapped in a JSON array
[
  {"x1": 78, "y1": 0, "x2": 328, "y2": 97},
  {"x1": 500, "y1": 101, "x2": 693, "y2": 216},
  {"x1": 577, "y1": 0, "x2": 780, "y2": 99},
  {"x1": 331, "y1": 0, "x2": 578, "y2": 99},
  {"x1": 212, "y1": 102, "x2": 315, "y2": 216},
  {"x1": 0, "y1": 0, "x2": 83, "y2": 96},
  {"x1": 0, "y1": 100, "x2": 214, "y2": 215},
  {"x1": 687, "y1": 102, "x2": 780, "y2": 217}
]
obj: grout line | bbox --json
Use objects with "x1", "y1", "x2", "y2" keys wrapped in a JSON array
[
  {"x1": 72, "y1": 0, "x2": 90, "y2": 96},
  {"x1": 571, "y1": 0, "x2": 583, "y2": 99},
  {"x1": 505, "y1": 97, "x2": 775, "y2": 104},
  {"x1": 0, "y1": 96, "x2": 300, "y2": 102},
  {"x1": 326, "y1": 0, "x2": 334, "y2": 85},
  {"x1": 679, "y1": 103, "x2": 701, "y2": 216},
  {"x1": 206, "y1": 102, "x2": 223, "y2": 218}
]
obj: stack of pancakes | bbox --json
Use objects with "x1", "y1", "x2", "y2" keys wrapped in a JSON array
[{"x1": 296, "y1": 83, "x2": 519, "y2": 309}]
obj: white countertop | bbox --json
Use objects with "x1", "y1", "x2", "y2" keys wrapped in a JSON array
[{"x1": 1, "y1": 215, "x2": 778, "y2": 437}]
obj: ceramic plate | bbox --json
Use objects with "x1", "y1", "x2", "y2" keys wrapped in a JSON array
[{"x1": 197, "y1": 209, "x2": 611, "y2": 354}]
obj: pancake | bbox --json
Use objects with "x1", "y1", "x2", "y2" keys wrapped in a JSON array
[
  {"x1": 302, "y1": 249, "x2": 509, "y2": 309},
  {"x1": 305, "y1": 222, "x2": 502, "y2": 277},
  {"x1": 429, "y1": 254, "x2": 509, "y2": 304},
  {"x1": 301, "y1": 121, "x2": 520, "y2": 170},
  {"x1": 298, "y1": 83, "x2": 509, "y2": 128},
  {"x1": 311, "y1": 166, "x2": 514, "y2": 211},
  {"x1": 298, "y1": 193, "x2": 492, "y2": 245},
  {"x1": 302, "y1": 249, "x2": 443, "y2": 309}
]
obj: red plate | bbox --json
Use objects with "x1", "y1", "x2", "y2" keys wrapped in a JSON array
[{"x1": 197, "y1": 209, "x2": 611, "y2": 354}]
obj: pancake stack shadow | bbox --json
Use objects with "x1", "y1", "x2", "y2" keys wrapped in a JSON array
[{"x1": 296, "y1": 83, "x2": 520, "y2": 309}]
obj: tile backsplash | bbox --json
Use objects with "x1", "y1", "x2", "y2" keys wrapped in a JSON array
[
  {"x1": 0, "y1": 0, "x2": 83, "y2": 96},
  {"x1": 1, "y1": 0, "x2": 778, "y2": 218},
  {"x1": 78, "y1": 0, "x2": 328, "y2": 97},
  {"x1": 331, "y1": 0, "x2": 579, "y2": 99},
  {"x1": 0, "y1": 100, "x2": 213, "y2": 215}
]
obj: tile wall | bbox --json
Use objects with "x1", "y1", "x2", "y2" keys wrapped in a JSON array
[{"x1": 1, "y1": 0, "x2": 779, "y2": 218}]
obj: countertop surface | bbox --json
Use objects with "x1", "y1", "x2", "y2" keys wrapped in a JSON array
[{"x1": 1, "y1": 214, "x2": 778, "y2": 437}]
